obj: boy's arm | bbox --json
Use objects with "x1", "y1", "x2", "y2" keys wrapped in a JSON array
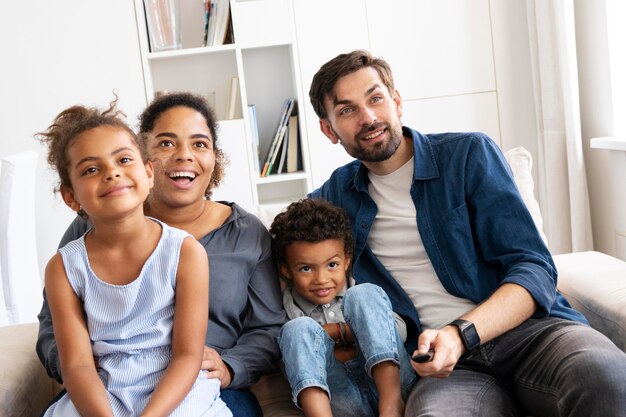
[
  {"x1": 322, "y1": 322, "x2": 357, "y2": 363},
  {"x1": 140, "y1": 237, "x2": 209, "y2": 417},
  {"x1": 45, "y1": 253, "x2": 113, "y2": 417}
]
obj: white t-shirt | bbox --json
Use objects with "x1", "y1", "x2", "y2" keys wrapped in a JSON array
[{"x1": 367, "y1": 157, "x2": 475, "y2": 329}]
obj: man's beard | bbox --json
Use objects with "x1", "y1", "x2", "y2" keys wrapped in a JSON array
[{"x1": 339, "y1": 122, "x2": 402, "y2": 163}]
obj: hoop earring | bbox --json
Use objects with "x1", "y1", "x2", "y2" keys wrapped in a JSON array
[{"x1": 77, "y1": 207, "x2": 89, "y2": 220}]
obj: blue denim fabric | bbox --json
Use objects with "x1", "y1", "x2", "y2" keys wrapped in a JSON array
[
  {"x1": 279, "y1": 284, "x2": 416, "y2": 416},
  {"x1": 220, "y1": 388, "x2": 263, "y2": 417},
  {"x1": 310, "y1": 128, "x2": 586, "y2": 352}
]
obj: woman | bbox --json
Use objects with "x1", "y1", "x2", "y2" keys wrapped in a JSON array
[{"x1": 37, "y1": 92, "x2": 287, "y2": 417}]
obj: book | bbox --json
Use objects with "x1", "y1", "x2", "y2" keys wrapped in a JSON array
[
  {"x1": 212, "y1": 0, "x2": 231, "y2": 46},
  {"x1": 202, "y1": 0, "x2": 211, "y2": 47},
  {"x1": 247, "y1": 104, "x2": 261, "y2": 175},
  {"x1": 261, "y1": 99, "x2": 295, "y2": 177},
  {"x1": 226, "y1": 76, "x2": 239, "y2": 120},
  {"x1": 206, "y1": 0, "x2": 218, "y2": 46},
  {"x1": 276, "y1": 122, "x2": 290, "y2": 174},
  {"x1": 286, "y1": 114, "x2": 299, "y2": 173},
  {"x1": 264, "y1": 122, "x2": 288, "y2": 176}
]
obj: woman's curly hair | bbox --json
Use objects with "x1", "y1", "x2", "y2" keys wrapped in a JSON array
[
  {"x1": 35, "y1": 95, "x2": 145, "y2": 194},
  {"x1": 269, "y1": 198, "x2": 354, "y2": 266},
  {"x1": 138, "y1": 92, "x2": 227, "y2": 199}
]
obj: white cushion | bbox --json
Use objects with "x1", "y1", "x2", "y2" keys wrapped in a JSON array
[
  {"x1": 554, "y1": 251, "x2": 626, "y2": 351},
  {"x1": 252, "y1": 203, "x2": 287, "y2": 230},
  {"x1": 0, "y1": 151, "x2": 42, "y2": 326},
  {"x1": 504, "y1": 146, "x2": 548, "y2": 244}
]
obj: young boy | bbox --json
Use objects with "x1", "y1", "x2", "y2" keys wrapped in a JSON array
[{"x1": 270, "y1": 198, "x2": 416, "y2": 417}]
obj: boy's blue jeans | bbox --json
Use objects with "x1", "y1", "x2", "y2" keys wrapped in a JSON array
[{"x1": 279, "y1": 283, "x2": 417, "y2": 417}]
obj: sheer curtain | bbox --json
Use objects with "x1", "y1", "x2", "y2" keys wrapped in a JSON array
[{"x1": 526, "y1": 0, "x2": 593, "y2": 254}]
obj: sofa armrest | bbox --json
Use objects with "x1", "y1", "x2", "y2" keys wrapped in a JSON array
[
  {"x1": 554, "y1": 251, "x2": 626, "y2": 351},
  {"x1": 0, "y1": 323, "x2": 60, "y2": 417}
]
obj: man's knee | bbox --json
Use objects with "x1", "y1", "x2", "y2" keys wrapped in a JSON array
[
  {"x1": 564, "y1": 334, "x2": 626, "y2": 401},
  {"x1": 406, "y1": 370, "x2": 523, "y2": 417}
]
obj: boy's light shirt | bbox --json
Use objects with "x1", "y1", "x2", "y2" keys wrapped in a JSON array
[
  {"x1": 283, "y1": 284, "x2": 347, "y2": 324},
  {"x1": 282, "y1": 283, "x2": 407, "y2": 343}
]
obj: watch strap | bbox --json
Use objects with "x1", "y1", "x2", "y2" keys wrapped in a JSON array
[{"x1": 449, "y1": 319, "x2": 480, "y2": 352}]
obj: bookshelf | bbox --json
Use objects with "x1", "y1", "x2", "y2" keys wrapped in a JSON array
[{"x1": 133, "y1": 0, "x2": 312, "y2": 209}]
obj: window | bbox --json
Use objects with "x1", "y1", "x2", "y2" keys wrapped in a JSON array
[{"x1": 605, "y1": 0, "x2": 625, "y2": 137}]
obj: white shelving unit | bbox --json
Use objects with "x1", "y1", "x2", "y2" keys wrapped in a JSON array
[{"x1": 133, "y1": 0, "x2": 312, "y2": 210}]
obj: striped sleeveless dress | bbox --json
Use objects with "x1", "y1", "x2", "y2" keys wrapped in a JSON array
[{"x1": 44, "y1": 219, "x2": 232, "y2": 417}]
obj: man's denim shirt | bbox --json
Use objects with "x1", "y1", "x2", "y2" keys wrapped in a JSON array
[{"x1": 310, "y1": 127, "x2": 587, "y2": 353}]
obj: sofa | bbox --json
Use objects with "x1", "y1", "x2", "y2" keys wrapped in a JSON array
[{"x1": 1, "y1": 147, "x2": 625, "y2": 417}]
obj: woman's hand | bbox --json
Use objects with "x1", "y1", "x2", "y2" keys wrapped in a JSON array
[{"x1": 202, "y1": 346, "x2": 233, "y2": 388}]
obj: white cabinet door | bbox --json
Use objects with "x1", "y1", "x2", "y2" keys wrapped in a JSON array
[
  {"x1": 233, "y1": 0, "x2": 292, "y2": 48},
  {"x1": 366, "y1": 0, "x2": 495, "y2": 100},
  {"x1": 402, "y1": 92, "x2": 501, "y2": 147},
  {"x1": 293, "y1": 0, "x2": 370, "y2": 189},
  {"x1": 211, "y1": 120, "x2": 255, "y2": 211}
]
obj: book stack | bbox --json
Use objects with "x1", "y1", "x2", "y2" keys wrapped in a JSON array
[{"x1": 259, "y1": 99, "x2": 300, "y2": 177}]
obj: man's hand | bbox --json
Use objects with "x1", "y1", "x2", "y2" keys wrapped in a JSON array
[
  {"x1": 202, "y1": 346, "x2": 233, "y2": 388},
  {"x1": 410, "y1": 326, "x2": 465, "y2": 378}
]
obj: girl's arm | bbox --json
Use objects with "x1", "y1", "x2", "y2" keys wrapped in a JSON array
[
  {"x1": 140, "y1": 237, "x2": 209, "y2": 417},
  {"x1": 45, "y1": 253, "x2": 113, "y2": 417}
]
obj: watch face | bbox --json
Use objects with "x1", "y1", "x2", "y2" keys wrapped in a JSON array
[
  {"x1": 452, "y1": 319, "x2": 480, "y2": 351},
  {"x1": 461, "y1": 322, "x2": 480, "y2": 350}
]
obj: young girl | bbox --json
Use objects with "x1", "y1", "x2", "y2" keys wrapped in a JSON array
[{"x1": 38, "y1": 101, "x2": 231, "y2": 417}]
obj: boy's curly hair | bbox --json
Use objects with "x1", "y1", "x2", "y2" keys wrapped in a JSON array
[
  {"x1": 269, "y1": 198, "x2": 354, "y2": 266},
  {"x1": 35, "y1": 95, "x2": 145, "y2": 194}
]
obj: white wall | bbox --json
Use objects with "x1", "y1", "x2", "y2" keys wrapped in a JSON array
[
  {"x1": 0, "y1": 2, "x2": 146, "y2": 279},
  {"x1": 2, "y1": 0, "x2": 619, "y2": 278},
  {"x1": 294, "y1": 0, "x2": 538, "y2": 192}
]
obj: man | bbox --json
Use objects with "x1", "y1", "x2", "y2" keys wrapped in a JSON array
[{"x1": 308, "y1": 49, "x2": 626, "y2": 416}]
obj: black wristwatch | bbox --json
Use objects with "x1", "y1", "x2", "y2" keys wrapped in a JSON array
[{"x1": 449, "y1": 319, "x2": 480, "y2": 352}]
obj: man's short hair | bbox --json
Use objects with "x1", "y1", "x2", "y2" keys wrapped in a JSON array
[{"x1": 309, "y1": 49, "x2": 395, "y2": 119}]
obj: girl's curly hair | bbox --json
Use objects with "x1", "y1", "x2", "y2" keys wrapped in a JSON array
[
  {"x1": 36, "y1": 95, "x2": 145, "y2": 194},
  {"x1": 138, "y1": 92, "x2": 227, "y2": 199},
  {"x1": 269, "y1": 198, "x2": 354, "y2": 266}
]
